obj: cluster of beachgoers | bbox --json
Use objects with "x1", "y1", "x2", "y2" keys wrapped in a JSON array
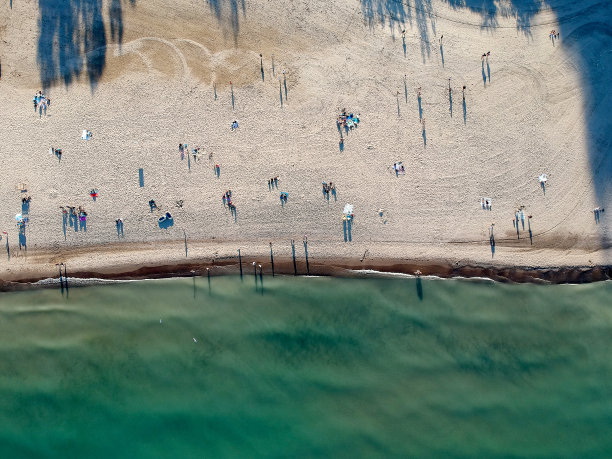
[
  {"x1": 32, "y1": 90, "x2": 50, "y2": 117},
  {"x1": 6, "y1": 37, "x2": 601, "y2": 267},
  {"x1": 0, "y1": 0, "x2": 609, "y2": 285}
]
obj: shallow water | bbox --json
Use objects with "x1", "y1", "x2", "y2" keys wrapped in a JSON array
[{"x1": 0, "y1": 276, "x2": 610, "y2": 458}]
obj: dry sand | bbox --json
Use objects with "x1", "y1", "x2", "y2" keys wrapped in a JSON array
[{"x1": 0, "y1": 0, "x2": 610, "y2": 284}]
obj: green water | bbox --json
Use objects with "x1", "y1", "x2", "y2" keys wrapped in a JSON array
[{"x1": 0, "y1": 276, "x2": 611, "y2": 458}]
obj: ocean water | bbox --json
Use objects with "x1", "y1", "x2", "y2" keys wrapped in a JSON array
[{"x1": 0, "y1": 275, "x2": 610, "y2": 458}]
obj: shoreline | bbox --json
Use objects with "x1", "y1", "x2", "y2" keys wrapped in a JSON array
[{"x1": 1, "y1": 249, "x2": 610, "y2": 291}]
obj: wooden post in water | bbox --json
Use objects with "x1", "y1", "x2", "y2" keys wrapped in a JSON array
[
  {"x1": 269, "y1": 242, "x2": 275, "y2": 277},
  {"x1": 3, "y1": 231, "x2": 9, "y2": 261},
  {"x1": 238, "y1": 249, "x2": 243, "y2": 280},
  {"x1": 303, "y1": 236, "x2": 309, "y2": 275},
  {"x1": 63, "y1": 263, "x2": 69, "y2": 297},
  {"x1": 291, "y1": 239, "x2": 297, "y2": 276},
  {"x1": 57, "y1": 263, "x2": 64, "y2": 295}
]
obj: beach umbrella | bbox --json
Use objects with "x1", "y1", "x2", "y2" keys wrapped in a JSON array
[
  {"x1": 538, "y1": 173, "x2": 547, "y2": 183},
  {"x1": 343, "y1": 204, "x2": 354, "y2": 215},
  {"x1": 14, "y1": 214, "x2": 22, "y2": 222}
]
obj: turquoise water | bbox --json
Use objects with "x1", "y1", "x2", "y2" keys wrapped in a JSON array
[{"x1": 0, "y1": 275, "x2": 611, "y2": 458}]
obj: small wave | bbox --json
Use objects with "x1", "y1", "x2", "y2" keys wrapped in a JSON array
[
  {"x1": 348, "y1": 269, "x2": 417, "y2": 279},
  {"x1": 31, "y1": 277, "x2": 142, "y2": 287},
  {"x1": 348, "y1": 269, "x2": 497, "y2": 283}
]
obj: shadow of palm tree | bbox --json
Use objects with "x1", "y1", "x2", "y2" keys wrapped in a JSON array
[
  {"x1": 206, "y1": 0, "x2": 247, "y2": 44},
  {"x1": 359, "y1": 0, "x2": 611, "y2": 251},
  {"x1": 37, "y1": 0, "x2": 136, "y2": 91},
  {"x1": 441, "y1": 0, "x2": 612, "y2": 249}
]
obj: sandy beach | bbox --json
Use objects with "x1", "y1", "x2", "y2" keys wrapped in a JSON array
[{"x1": 0, "y1": 0, "x2": 610, "y2": 284}]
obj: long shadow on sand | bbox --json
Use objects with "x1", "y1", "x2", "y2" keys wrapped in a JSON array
[{"x1": 37, "y1": 0, "x2": 135, "y2": 91}]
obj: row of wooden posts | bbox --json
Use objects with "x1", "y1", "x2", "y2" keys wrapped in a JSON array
[
  {"x1": 238, "y1": 240, "x2": 309, "y2": 278},
  {"x1": 57, "y1": 240, "x2": 310, "y2": 294}
]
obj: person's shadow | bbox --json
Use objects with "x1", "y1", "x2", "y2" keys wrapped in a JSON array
[
  {"x1": 416, "y1": 277, "x2": 423, "y2": 300},
  {"x1": 482, "y1": 61, "x2": 487, "y2": 85},
  {"x1": 418, "y1": 95, "x2": 423, "y2": 120},
  {"x1": 62, "y1": 212, "x2": 67, "y2": 240}
]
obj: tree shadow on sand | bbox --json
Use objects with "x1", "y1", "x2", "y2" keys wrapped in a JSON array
[
  {"x1": 37, "y1": 0, "x2": 135, "y2": 91},
  {"x1": 442, "y1": 0, "x2": 612, "y2": 250},
  {"x1": 360, "y1": 0, "x2": 437, "y2": 61},
  {"x1": 359, "y1": 0, "x2": 611, "y2": 251},
  {"x1": 205, "y1": 0, "x2": 247, "y2": 44}
]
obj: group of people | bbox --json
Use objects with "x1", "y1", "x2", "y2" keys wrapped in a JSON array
[
  {"x1": 230, "y1": 120, "x2": 239, "y2": 131},
  {"x1": 321, "y1": 181, "x2": 336, "y2": 198},
  {"x1": 337, "y1": 110, "x2": 360, "y2": 149},
  {"x1": 593, "y1": 207, "x2": 605, "y2": 223},
  {"x1": 222, "y1": 190, "x2": 236, "y2": 210},
  {"x1": 33, "y1": 90, "x2": 50, "y2": 115},
  {"x1": 49, "y1": 147, "x2": 62, "y2": 160},
  {"x1": 392, "y1": 162, "x2": 406, "y2": 176},
  {"x1": 480, "y1": 197, "x2": 492, "y2": 210},
  {"x1": 115, "y1": 218, "x2": 125, "y2": 237},
  {"x1": 337, "y1": 110, "x2": 360, "y2": 132},
  {"x1": 549, "y1": 30, "x2": 560, "y2": 40},
  {"x1": 60, "y1": 206, "x2": 88, "y2": 226},
  {"x1": 480, "y1": 51, "x2": 491, "y2": 61},
  {"x1": 279, "y1": 191, "x2": 289, "y2": 204},
  {"x1": 268, "y1": 177, "x2": 279, "y2": 189},
  {"x1": 178, "y1": 143, "x2": 189, "y2": 160},
  {"x1": 179, "y1": 143, "x2": 203, "y2": 161}
]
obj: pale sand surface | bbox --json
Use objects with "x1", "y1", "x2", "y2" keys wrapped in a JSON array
[{"x1": 0, "y1": 0, "x2": 610, "y2": 282}]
